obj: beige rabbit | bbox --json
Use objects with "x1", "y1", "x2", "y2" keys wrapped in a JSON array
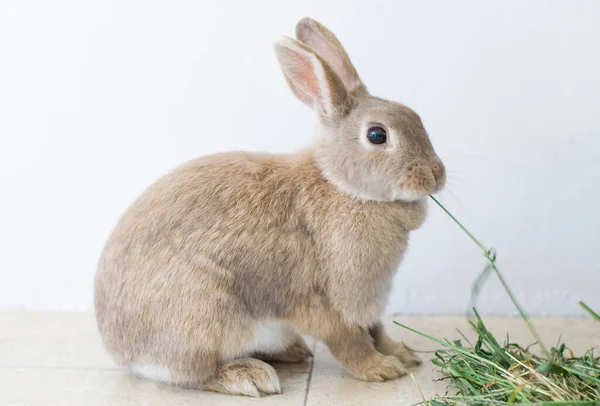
[{"x1": 94, "y1": 17, "x2": 445, "y2": 397}]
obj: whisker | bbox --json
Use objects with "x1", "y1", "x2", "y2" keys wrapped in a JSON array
[
  {"x1": 440, "y1": 156, "x2": 488, "y2": 169},
  {"x1": 440, "y1": 153, "x2": 487, "y2": 160},
  {"x1": 444, "y1": 183, "x2": 467, "y2": 194},
  {"x1": 435, "y1": 187, "x2": 470, "y2": 213},
  {"x1": 446, "y1": 176, "x2": 472, "y2": 189},
  {"x1": 444, "y1": 189, "x2": 463, "y2": 207}
]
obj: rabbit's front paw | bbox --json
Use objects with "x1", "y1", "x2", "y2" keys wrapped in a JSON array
[
  {"x1": 350, "y1": 354, "x2": 408, "y2": 382},
  {"x1": 383, "y1": 342, "x2": 422, "y2": 367}
]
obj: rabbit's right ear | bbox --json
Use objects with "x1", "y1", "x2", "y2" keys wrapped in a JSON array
[
  {"x1": 274, "y1": 37, "x2": 351, "y2": 120},
  {"x1": 296, "y1": 18, "x2": 365, "y2": 94}
]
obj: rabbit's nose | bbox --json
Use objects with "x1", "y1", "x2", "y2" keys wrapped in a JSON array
[{"x1": 431, "y1": 160, "x2": 446, "y2": 190}]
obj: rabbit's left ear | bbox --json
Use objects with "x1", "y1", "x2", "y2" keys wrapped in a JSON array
[
  {"x1": 274, "y1": 37, "x2": 351, "y2": 120},
  {"x1": 296, "y1": 18, "x2": 365, "y2": 94}
]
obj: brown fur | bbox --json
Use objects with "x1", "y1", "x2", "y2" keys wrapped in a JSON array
[{"x1": 94, "y1": 17, "x2": 445, "y2": 397}]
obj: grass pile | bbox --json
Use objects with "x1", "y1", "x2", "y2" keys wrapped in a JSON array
[{"x1": 395, "y1": 196, "x2": 600, "y2": 406}]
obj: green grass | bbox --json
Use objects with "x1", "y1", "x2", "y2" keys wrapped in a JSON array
[{"x1": 394, "y1": 196, "x2": 600, "y2": 406}]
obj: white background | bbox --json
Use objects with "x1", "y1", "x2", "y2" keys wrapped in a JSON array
[{"x1": 1, "y1": 1, "x2": 599, "y2": 316}]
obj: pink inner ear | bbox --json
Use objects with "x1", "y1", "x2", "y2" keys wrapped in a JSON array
[
  {"x1": 283, "y1": 48, "x2": 322, "y2": 107},
  {"x1": 301, "y1": 35, "x2": 357, "y2": 92}
]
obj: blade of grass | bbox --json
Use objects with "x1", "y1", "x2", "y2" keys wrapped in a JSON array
[
  {"x1": 579, "y1": 301, "x2": 600, "y2": 321},
  {"x1": 394, "y1": 321, "x2": 513, "y2": 376},
  {"x1": 410, "y1": 372, "x2": 426, "y2": 403},
  {"x1": 429, "y1": 195, "x2": 551, "y2": 359}
]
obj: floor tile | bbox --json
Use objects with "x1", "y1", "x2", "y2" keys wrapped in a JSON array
[
  {"x1": 1, "y1": 312, "x2": 597, "y2": 406},
  {"x1": 0, "y1": 311, "x2": 313, "y2": 405},
  {"x1": 0, "y1": 312, "x2": 114, "y2": 368},
  {"x1": 0, "y1": 365, "x2": 309, "y2": 406}
]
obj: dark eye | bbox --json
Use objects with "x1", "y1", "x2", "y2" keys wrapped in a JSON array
[{"x1": 367, "y1": 126, "x2": 387, "y2": 145}]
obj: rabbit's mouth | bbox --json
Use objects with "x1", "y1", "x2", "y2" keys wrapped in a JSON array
[
  {"x1": 391, "y1": 187, "x2": 432, "y2": 202},
  {"x1": 394, "y1": 163, "x2": 446, "y2": 201}
]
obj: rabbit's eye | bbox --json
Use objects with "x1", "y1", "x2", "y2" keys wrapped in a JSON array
[{"x1": 367, "y1": 126, "x2": 387, "y2": 145}]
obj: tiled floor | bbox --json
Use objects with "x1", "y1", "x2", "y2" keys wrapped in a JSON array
[{"x1": 0, "y1": 312, "x2": 597, "y2": 405}]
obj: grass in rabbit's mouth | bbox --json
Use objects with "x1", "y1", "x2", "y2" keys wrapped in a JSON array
[{"x1": 393, "y1": 195, "x2": 600, "y2": 406}]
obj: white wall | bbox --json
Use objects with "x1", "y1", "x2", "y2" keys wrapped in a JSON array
[{"x1": 1, "y1": 1, "x2": 599, "y2": 316}]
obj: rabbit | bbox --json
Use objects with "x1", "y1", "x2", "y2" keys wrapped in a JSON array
[{"x1": 94, "y1": 17, "x2": 446, "y2": 397}]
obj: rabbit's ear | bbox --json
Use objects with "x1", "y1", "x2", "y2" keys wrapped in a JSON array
[
  {"x1": 274, "y1": 37, "x2": 351, "y2": 120},
  {"x1": 296, "y1": 18, "x2": 364, "y2": 94}
]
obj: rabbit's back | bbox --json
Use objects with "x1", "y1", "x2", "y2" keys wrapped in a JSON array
[{"x1": 94, "y1": 151, "x2": 320, "y2": 364}]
